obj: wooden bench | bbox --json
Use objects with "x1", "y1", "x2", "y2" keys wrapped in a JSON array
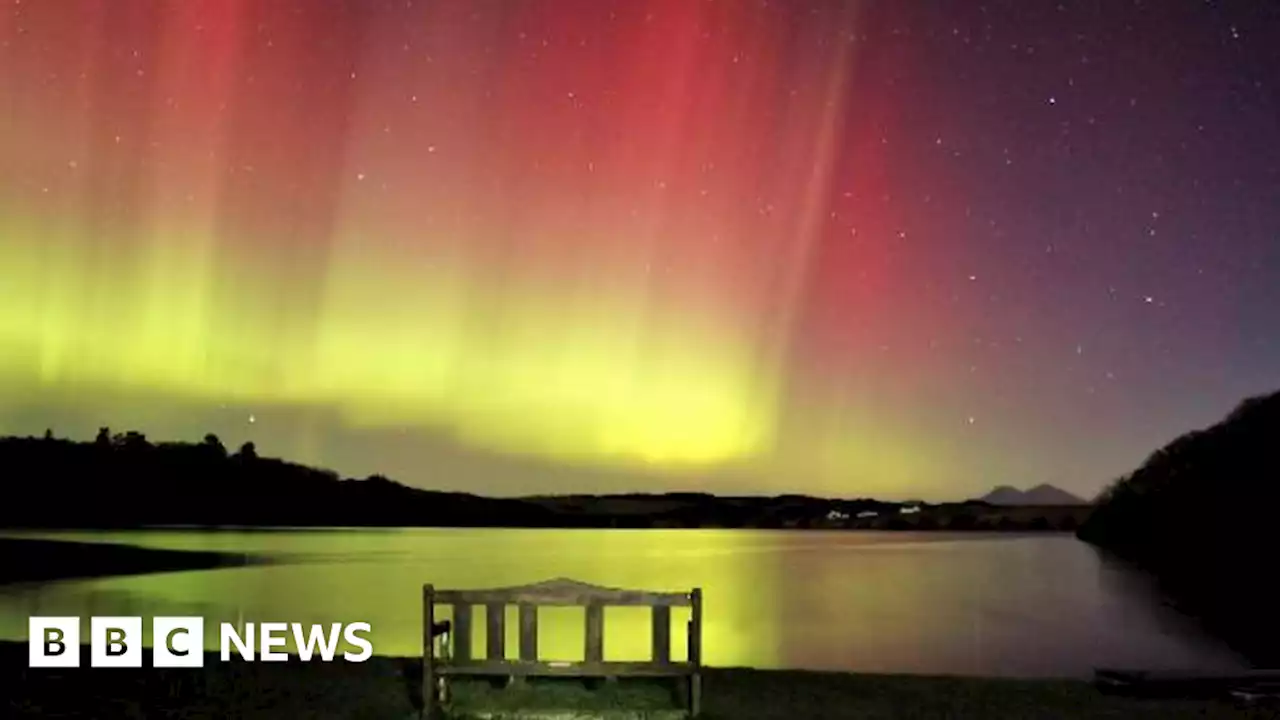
[{"x1": 422, "y1": 577, "x2": 703, "y2": 719}]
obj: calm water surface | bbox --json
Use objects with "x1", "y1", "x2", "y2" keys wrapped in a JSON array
[{"x1": 0, "y1": 529, "x2": 1247, "y2": 678}]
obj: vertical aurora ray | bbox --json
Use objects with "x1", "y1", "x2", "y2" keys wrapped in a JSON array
[{"x1": 120, "y1": 1, "x2": 244, "y2": 394}]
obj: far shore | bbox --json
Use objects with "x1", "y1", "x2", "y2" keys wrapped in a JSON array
[
  {"x1": 3, "y1": 641, "x2": 1273, "y2": 719},
  {"x1": 2, "y1": 429, "x2": 1095, "y2": 532}
]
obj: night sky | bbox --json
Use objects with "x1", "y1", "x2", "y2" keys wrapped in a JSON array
[{"x1": 1, "y1": 1, "x2": 1277, "y2": 501}]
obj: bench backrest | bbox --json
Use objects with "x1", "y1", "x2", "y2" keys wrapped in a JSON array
[{"x1": 423, "y1": 577, "x2": 703, "y2": 676}]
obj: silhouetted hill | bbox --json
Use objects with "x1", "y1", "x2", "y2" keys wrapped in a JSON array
[
  {"x1": 979, "y1": 486, "x2": 1026, "y2": 505},
  {"x1": 980, "y1": 484, "x2": 1088, "y2": 506},
  {"x1": 1077, "y1": 389, "x2": 1280, "y2": 666},
  {"x1": 1026, "y1": 484, "x2": 1088, "y2": 505},
  {"x1": 0, "y1": 429, "x2": 1091, "y2": 532}
]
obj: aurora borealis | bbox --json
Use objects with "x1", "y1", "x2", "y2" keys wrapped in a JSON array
[{"x1": 1, "y1": 1, "x2": 1278, "y2": 500}]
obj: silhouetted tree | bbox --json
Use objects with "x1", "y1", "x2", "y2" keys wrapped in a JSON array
[
  {"x1": 202, "y1": 434, "x2": 227, "y2": 457},
  {"x1": 237, "y1": 441, "x2": 257, "y2": 460},
  {"x1": 94, "y1": 427, "x2": 111, "y2": 447},
  {"x1": 42, "y1": 429, "x2": 54, "y2": 441},
  {"x1": 118, "y1": 431, "x2": 149, "y2": 450}
]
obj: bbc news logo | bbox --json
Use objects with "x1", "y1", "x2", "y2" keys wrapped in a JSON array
[{"x1": 28, "y1": 616, "x2": 373, "y2": 668}]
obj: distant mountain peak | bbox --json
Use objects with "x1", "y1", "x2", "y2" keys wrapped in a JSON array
[
  {"x1": 980, "y1": 484, "x2": 1087, "y2": 506},
  {"x1": 979, "y1": 486, "x2": 1024, "y2": 505}
]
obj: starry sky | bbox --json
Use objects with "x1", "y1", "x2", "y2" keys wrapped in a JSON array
[{"x1": 1, "y1": 0, "x2": 1277, "y2": 501}]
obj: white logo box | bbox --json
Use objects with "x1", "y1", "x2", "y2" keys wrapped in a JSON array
[{"x1": 28, "y1": 616, "x2": 205, "y2": 668}]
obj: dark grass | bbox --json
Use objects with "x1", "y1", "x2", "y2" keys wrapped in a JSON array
[
  {"x1": 2, "y1": 643, "x2": 1276, "y2": 719},
  {"x1": 444, "y1": 677, "x2": 684, "y2": 718}
]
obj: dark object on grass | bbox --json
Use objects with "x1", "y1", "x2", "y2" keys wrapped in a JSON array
[
  {"x1": 422, "y1": 578, "x2": 703, "y2": 719},
  {"x1": 1094, "y1": 668, "x2": 1280, "y2": 701}
]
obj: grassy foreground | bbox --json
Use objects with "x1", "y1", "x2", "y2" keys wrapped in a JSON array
[{"x1": 1, "y1": 642, "x2": 1274, "y2": 719}]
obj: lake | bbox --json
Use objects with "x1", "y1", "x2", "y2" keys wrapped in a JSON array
[{"x1": 0, "y1": 529, "x2": 1248, "y2": 678}]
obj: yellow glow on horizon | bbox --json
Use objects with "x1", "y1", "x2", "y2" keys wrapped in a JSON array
[{"x1": 0, "y1": 227, "x2": 778, "y2": 471}]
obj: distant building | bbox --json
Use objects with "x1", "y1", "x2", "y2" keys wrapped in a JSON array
[
  {"x1": 826, "y1": 509, "x2": 849, "y2": 521},
  {"x1": 856, "y1": 510, "x2": 879, "y2": 519},
  {"x1": 900, "y1": 505, "x2": 921, "y2": 515}
]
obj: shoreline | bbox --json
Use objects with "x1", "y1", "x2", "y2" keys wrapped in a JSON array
[
  {"x1": 2, "y1": 642, "x2": 1271, "y2": 719},
  {"x1": 0, "y1": 537, "x2": 259, "y2": 585}
]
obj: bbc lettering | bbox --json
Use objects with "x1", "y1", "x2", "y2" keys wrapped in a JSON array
[{"x1": 28, "y1": 617, "x2": 373, "y2": 668}]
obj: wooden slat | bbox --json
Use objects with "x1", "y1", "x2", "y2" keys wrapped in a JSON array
[
  {"x1": 485, "y1": 602, "x2": 505, "y2": 661},
  {"x1": 435, "y1": 577, "x2": 692, "y2": 607},
  {"x1": 689, "y1": 587, "x2": 703, "y2": 718},
  {"x1": 688, "y1": 588, "x2": 703, "y2": 666},
  {"x1": 518, "y1": 603, "x2": 538, "y2": 661},
  {"x1": 451, "y1": 603, "x2": 472, "y2": 662},
  {"x1": 651, "y1": 605, "x2": 671, "y2": 664},
  {"x1": 438, "y1": 659, "x2": 697, "y2": 677},
  {"x1": 584, "y1": 602, "x2": 604, "y2": 664},
  {"x1": 422, "y1": 585, "x2": 437, "y2": 719}
]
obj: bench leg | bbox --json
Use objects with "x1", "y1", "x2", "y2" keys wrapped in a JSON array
[
  {"x1": 422, "y1": 675, "x2": 445, "y2": 720},
  {"x1": 422, "y1": 663, "x2": 435, "y2": 720},
  {"x1": 422, "y1": 679, "x2": 436, "y2": 720},
  {"x1": 689, "y1": 673, "x2": 702, "y2": 718}
]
